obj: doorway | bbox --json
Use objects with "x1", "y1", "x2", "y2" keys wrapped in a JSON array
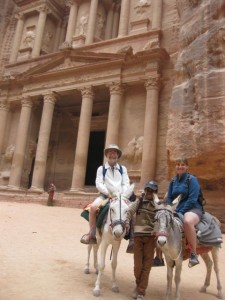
[{"x1": 85, "y1": 131, "x2": 105, "y2": 185}]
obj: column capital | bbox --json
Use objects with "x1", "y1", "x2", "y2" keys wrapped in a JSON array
[
  {"x1": 43, "y1": 93, "x2": 57, "y2": 104},
  {"x1": 0, "y1": 101, "x2": 9, "y2": 111},
  {"x1": 80, "y1": 86, "x2": 94, "y2": 98},
  {"x1": 145, "y1": 76, "x2": 161, "y2": 90},
  {"x1": 37, "y1": 4, "x2": 51, "y2": 14},
  {"x1": 65, "y1": 0, "x2": 78, "y2": 7},
  {"x1": 15, "y1": 12, "x2": 24, "y2": 20},
  {"x1": 108, "y1": 82, "x2": 124, "y2": 95},
  {"x1": 21, "y1": 96, "x2": 33, "y2": 108}
]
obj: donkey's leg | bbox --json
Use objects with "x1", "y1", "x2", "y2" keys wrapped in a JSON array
[
  {"x1": 211, "y1": 247, "x2": 223, "y2": 299},
  {"x1": 93, "y1": 242, "x2": 100, "y2": 274},
  {"x1": 111, "y1": 241, "x2": 121, "y2": 293},
  {"x1": 84, "y1": 245, "x2": 92, "y2": 274},
  {"x1": 174, "y1": 259, "x2": 182, "y2": 300},
  {"x1": 93, "y1": 241, "x2": 108, "y2": 297},
  {"x1": 164, "y1": 258, "x2": 174, "y2": 300},
  {"x1": 199, "y1": 252, "x2": 213, "y2": 293}
]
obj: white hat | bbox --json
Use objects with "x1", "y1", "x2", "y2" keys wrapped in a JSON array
[{"x1": 104, "y1": 144, "x2": 122, "y2": 158}]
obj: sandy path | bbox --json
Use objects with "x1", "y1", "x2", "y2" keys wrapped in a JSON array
[{"x1": 0, "y1": 201, "x2": 224, "y2": 300}]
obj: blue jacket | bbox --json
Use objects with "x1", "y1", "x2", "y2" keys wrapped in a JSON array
[{"x1": 167, "y1": 173, "x2": 201, "y2": 214}]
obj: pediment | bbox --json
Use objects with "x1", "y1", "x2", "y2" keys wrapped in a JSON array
[{"x1": 21, "y1": 50, "x2": 124, "y2": 78}]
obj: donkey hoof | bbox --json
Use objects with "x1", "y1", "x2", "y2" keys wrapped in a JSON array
[
  {"x1": 84, "y1": 268, "x2": 90, "y2": 274},
  {"x1": 217, "y1": 291, "x2": 223, "y2": 299},
  {"x1": 199, "y1": 286, "x2": 207, "y2": 293},
  {"x1": 112, "y1": 286, "x2": 119, "y2": 293},
  {"x1": 93, "y1": 289, "x2": 100, "y2": 297}
]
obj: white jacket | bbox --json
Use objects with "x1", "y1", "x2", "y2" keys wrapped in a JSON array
[{"x1": 95, "y1": 162, "x2": 130, "y2": 197}]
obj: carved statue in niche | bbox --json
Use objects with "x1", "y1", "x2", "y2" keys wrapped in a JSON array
[
  {"x1": 4, "y1": 144, "x2": 15, "y2": 161},
  {"x1": 79, "y1": 15, "x2": 88, "y2": 35},
  {"x1": 42, "y1": 31, "x2": 53, "y2": 52},
  {"x1": 134, "y1": 0, "x2": 151, "y2": 17},
  {"x1": 96, "y1": 13, "x2": 105, "y2": 39},
  {"x1": 23, "y1": 26, "x2": 36, "y2": 48},
  {"x1": 122, "y1": 136, "x2": 143, "y2": 167}
]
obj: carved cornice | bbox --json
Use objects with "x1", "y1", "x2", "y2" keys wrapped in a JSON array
[
  {"x1": 145, "y1": 76, "x2": 161, "y2": 90},
  {"x1": 80, "y1": 86, "x2": 94, "y2": 98}
]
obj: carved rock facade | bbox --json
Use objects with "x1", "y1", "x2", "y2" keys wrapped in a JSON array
[{"x1": 0, "y1": 0, "x2": 224, "y2": 231}]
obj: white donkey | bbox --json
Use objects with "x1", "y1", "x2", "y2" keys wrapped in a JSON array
[
  {"x1": 153, "y1": 194, "x2": 223, "y2": 300},
  {"x1": 84, "y1": 184, "x2": 134, "y2": 297}
]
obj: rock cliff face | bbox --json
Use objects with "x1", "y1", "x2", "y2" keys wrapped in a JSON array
[
  {"x1": 167, "y1": 0, "x2": 225, "y2": 184},
  {"x1": 166, "y1": 0, "x2": 225, "y2": 231}
]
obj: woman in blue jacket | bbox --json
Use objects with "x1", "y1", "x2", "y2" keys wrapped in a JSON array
[{"x1": 167, "y1": 158, "x2": 203, "y2": 268}]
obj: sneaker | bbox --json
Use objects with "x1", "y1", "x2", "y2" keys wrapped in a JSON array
[
  {"x1": 136, "y1": 295, "x2": 144, "y2": 300},
  {"x1": 188, "y1": 252, "x2": 199, "y2": 268},
  {"x1": 132, "y1": 286, "x2": 137, "y2": 299},
  {"x1": 80, "y1": 233, "x2": 97, "y2": 245},
  {"x1": 152, "y1": 257, "x2": 165, "y2": 267}
]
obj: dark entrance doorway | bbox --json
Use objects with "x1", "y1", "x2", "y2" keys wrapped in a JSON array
[{"x1": 85, "y1": 131, "x2": 105, "y2": 185}]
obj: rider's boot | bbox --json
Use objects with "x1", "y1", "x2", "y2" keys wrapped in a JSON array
[{"x1": 80, "y1": 208, "x2": 97, "y2": 244}]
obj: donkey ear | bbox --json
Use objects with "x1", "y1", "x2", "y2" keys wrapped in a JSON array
[
  {"x1": 153, "y1": 193, "x2": 161, "y2": 205},
  {"x1": 123, "y1": 183, "x2": 135, "y2": 199},
  {"x1": 171, "y1": 195, "x2": 182, "y2": 208}
]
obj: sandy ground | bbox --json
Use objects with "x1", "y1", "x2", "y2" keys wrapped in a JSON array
[{"x1": 0, "y1": 201, "x2": 224, "y2": 300}]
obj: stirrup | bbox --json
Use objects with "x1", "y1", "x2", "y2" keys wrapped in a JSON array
[{"x1": 188, "y1": 253, "x2": 199, "y2": 268}]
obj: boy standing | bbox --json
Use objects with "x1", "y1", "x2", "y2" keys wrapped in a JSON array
[{"x1": 127, "y1": 180, "x2": 158, "y2": 300}]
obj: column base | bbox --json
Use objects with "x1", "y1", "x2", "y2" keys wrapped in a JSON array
[
  {"x1": 72, "y1": 34, "x2": 86, "y2": 48},
  {"x1": 7, "y1": 185, "x2": 21, "y2": 190},
  {"x1": 29, "y1": 186, "x2": 44, "y2": 193},
  {"x1": 69, "y1": 187, "x2": 84, "y2": 193},
  {"x1": 17, "y1": 47, "x2": 32, "y2": 62},
  {"x1": 130, "y1": 18, "x2": 150, "y2": 35}
]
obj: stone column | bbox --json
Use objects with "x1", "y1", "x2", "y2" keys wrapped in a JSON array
[
  {"x1": 65, "y1": 0, "x2": 78, "y2": 43},
  {"x1": 8, "y1": 97, "x2": 33, "y2": 188},
  {"x1": 53, "y1": 20, "x2": 62, "y2": 51},
  {"x1": 32, "y1": 5, "x2": 49, "y2": 58},
  {"x1": 118, "y1": 0, "x2": 130, "y2": 37},
  {"x1": 70, "y1": 87, "x2": 94, "y2": 191},
  {"x1": 112, "y1": 4, "x2": 120, "y2": 38},
  {"x1": 30, "y1": 94, "x2": 56, "y2": 191},
  {"x1": 9, "y1": 13, "x2": 25, "y2": 63},
  {"x1": 0, "y1": 101, "x2": 9, "y2": 156},
  {"x1": 105, "y1": 3, "x2": 114, "y2": 40},
  {"x1": 140, "y1": 76, "x2": 161, "y2": 186},
  {"x1": 105, "y1": 82, "x2": 123, "y2": 147},
  {"x1": 152, "y1": 0, "x2": 163, "y2": 30},
  {"x1": 85, "y1": 0, "x2": 99, "y2": 44}
]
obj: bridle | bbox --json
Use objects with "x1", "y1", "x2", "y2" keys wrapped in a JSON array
[
  {"x1": 154, "y1": 208, "x2": 183, "y2": 261},
  {"x1": 109, "y1": 194, "x2": 127, "y2": 233}
]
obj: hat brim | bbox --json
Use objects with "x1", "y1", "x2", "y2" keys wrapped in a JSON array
[
  {"x1": 144, "y1": 185, "x2": 158, "y2": 191},
  {"x1": 104, "y1": 148, "x2": 122, "y2": 158}
]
